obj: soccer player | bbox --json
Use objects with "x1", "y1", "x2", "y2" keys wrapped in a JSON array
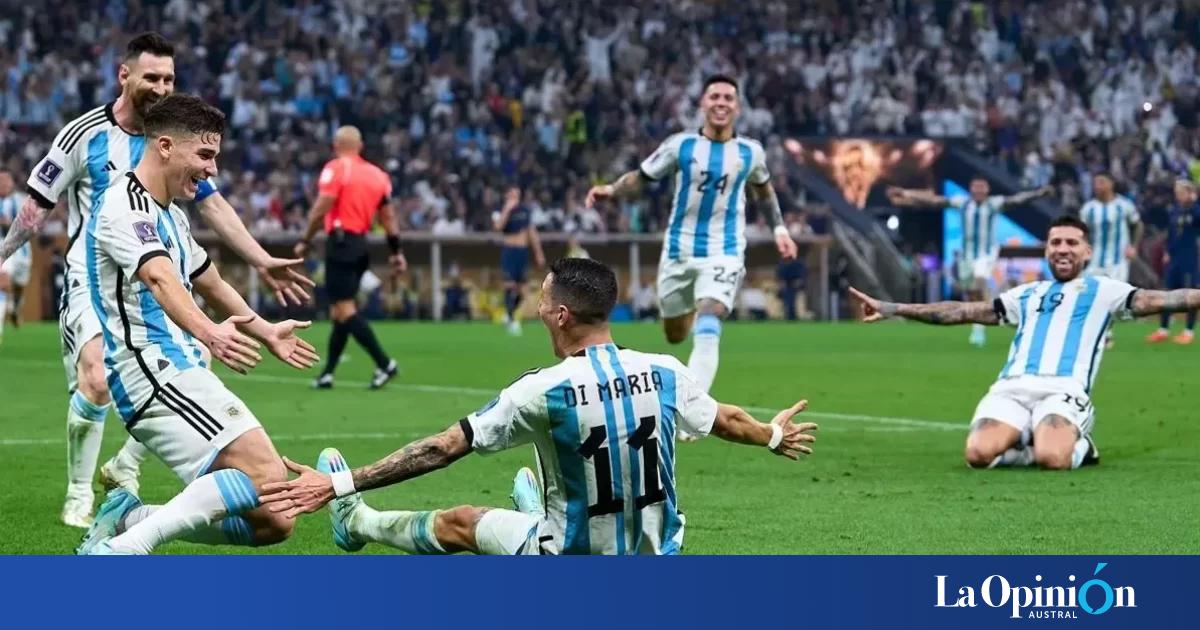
[
  {"x1": 259, "y1": 258, "x2": 817, "y2": 555},
  {"x1": 887, "y1": 178, "x2": 1053, "y2": 347},
  {"x1": 0, "y1": 170, "x2": 30, "y2": 340},
  {"x1": 492, "y1": 185, "x2": 545, "y2": 336},
  {"x1": 0, "y1": 32, "x2": 313, "y2": 528},
  {"x1": 849, "y1": 215, "x2": 1200, "y2": 470},
  {"x1": 296, "y1": 126, "x2": 406, "y2": 390},
  {"x1": 76, "y1": 94, "x2": 319, "y2": 555},
  {"x1": 585, "y1": 75, "x2": 797, "y2": 397},
  {"x1": 1147, "y1": 180, "x2": 1200, "y2": 344},
  {"x1": 1079, "y1": 173, "x2": 1142, "y2": 347}
]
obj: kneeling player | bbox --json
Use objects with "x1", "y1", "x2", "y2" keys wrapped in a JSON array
[
  {"x1": 261, "y1": 258, "x2": 817, "y2": 555},
  {"x1": 850, "y1": 215, "x2": 1200, "y2": 469},
  {"x1": 76, "y1": 94, "x2": 319, "y2": 554}
]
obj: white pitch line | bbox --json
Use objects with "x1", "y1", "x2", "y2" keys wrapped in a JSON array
[{"x1": 0, "y1": 358, "x2": 964, "y2": 440}]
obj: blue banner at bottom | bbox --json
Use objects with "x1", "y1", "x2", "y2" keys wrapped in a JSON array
[{"x1": 1, "y1": 555, "x2": 1192, "y2": 629}]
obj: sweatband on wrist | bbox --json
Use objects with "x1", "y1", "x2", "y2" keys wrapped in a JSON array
[
  {"x1": 387, "y1": 234, "x2": 402, "y2": 254},
  {"x1": 767, "y1": 423, "x2": 784, "y2": 450},
  {"x1": 773, "y1": 225, "x2": 790, "y2": 238},
  {"x1": 331, "y1": 470, "x2": 356, "y2": 497}
]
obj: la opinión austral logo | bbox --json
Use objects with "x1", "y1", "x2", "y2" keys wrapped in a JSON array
[{"x1": 936, "y1": 562, "x2": 1135, "y2": 619}]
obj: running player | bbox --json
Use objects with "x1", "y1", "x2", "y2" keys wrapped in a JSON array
[
  {"x1": 887, "y1": 177, "x2": 1053, "y2": 347},
  {"x1": 1079, "y1": 172, "x2": 1142, "y2": 347},
  {"x1": 0, "y1": 170, "x2": 30, "y2": 341},
  {"x1": 585, "y1": 75, "x2": 797, "y2": 396},
  {"x1": 849, "y1": 215, "x2": 1200, "y2": 470},
  {"x1": 259, "y1": 257, "x2": 817, "y2": 555},
  {"x1": 1147, "y1": 180, "x2": 1200, "y2": 344},
  {"x1": 493, "y1": 185, "x2": 545, "y2": 336},
  {"x1": 0, "y1": 32, "x2": 312, "y2": 527},
  {"x1": 76, "y1": 94, "x2": 319, "y2": 554}
]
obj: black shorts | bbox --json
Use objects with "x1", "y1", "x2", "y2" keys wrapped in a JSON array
[{"x1": 325, "y1": 232, "x2": 369, "y2": 302}]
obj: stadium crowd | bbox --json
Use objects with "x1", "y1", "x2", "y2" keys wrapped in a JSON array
[{"x1": 0, "y1": 0, "x2": 1198, "y2": 238}]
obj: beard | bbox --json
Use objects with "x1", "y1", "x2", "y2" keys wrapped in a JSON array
[{"x1": 133, "y1": 89, "x2": 163, "y2": 117}]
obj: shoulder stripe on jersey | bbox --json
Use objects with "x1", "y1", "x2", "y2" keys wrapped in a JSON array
[
  {"x1": 126, "y1": 175, "x2": 149, "y2": 213},
  {"x1": 58, "y1": 109, "x2": 108, "y2": 154},
  {"x1": 506, "y1": 367, "x2": 542, "y2": 389},
  {"x1": 57, "y1": 107, "x2": 105, "y2": 150}
]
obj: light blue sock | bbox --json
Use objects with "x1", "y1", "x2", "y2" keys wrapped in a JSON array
[
  {"x1": 687, "y1": 314, "x2": 723, "y2": 392},
  {"x1": 69, "y1": 391, "x2": 109, "y2": 422},
  {"x1": 108, "y1": 468, "x2": 260, "y2": 554}
]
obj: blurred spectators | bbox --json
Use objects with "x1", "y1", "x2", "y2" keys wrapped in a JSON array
[{"x1": 0, "y1": 0, "x2": 1198, "y2": 237}]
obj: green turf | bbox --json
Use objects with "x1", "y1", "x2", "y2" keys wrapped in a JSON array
[{"x1": 1, "y1": 320, "x2": 1197, "y2": 554}]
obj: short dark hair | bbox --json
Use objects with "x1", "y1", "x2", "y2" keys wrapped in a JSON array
[
  {"x1": 1050, "y1": 214, "x2": 1090, "y2": 242},
  {"x1": 125, "y1": 32, "x2": 175, "y2": 61},
  {"x1": 703, "y1": 74, "x2": 739, "y2": 94},
  {"x1": 144, "y1": 94, "x2": 225, "y2": 140},
  {"x1": 548, "y1": 258, "x2": 617, "y2": 325}
]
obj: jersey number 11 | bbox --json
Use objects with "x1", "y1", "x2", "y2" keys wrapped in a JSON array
[{"x1": 578, "y1": 415, "x2": 666, "y2": 517}]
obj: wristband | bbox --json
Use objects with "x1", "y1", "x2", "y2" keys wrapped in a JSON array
[
  {"x1": 331, "y1": 470, "x2": 356, "y2": 497},
  {"x1": 773, "y1": 225, "x2": 790, "y2": 239},
  {"x1": 387, "y1": 234, "x2": 402, "y2": 254},
  {"x1": 766, "y1": 423, "x2": 784, "y2": 450}
]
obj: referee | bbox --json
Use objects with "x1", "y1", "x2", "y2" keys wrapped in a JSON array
[{"x1": 295, "y1": 126, "x2": 406, "y2": 389}]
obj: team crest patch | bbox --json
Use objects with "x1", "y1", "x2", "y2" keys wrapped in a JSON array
[
  {"x1": 133, "y1": 221, "x2": 160, "y2": 244},
  {"x1": 225, "y1": 404, "x2": 241, "y2": 419},
  {"x1": 36, "y1": 160, "x2": 63, "y2": 186}
]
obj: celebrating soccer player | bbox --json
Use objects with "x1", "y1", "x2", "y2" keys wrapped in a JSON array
[
  {"x1": 850, "y1": 215, "x2": 1200, "y2": 470},
  {"x1": 585, "y1": 75, "x2": 797, "y2": 409},
  {"x1": 74, "y1": 94, "x2": 320, "y2": 554},
  {"x1": 0, "y1": 32, "x2": 313, "y2": 528},
  {"x1": 260, "y1": 258, "x2": 817, "y2": 556},
  {"x1": 1078, "y1": 173, "x2": 1142, "y2": 347}
]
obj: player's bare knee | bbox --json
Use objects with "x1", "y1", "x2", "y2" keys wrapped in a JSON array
[
  {"x1": 246, "y1": 509, "x2": 295, "y2": 545},
  {"x1": 1033, "y1": 447, "x2": 1073, "y2": 470},
  {"x1": 664, "y1": 327, "x2": 688, "y2": 344},
  {"x1": 76, "y1": 351, "x2": 111, "y2": 405},
  {"x1": 434, "y1": 505, "x2": 486, "y2": 550},
  {"x1": 964, "y1": 444, "x2": 996, "y2": 469}
]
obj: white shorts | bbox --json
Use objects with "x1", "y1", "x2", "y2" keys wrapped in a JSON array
[
  {"x1": 657, "y1": 255, "x2": 744, "y2": 319},
  {"x1": 59, "y1": 281, "x2": 103, "y2": 393},
  {"x1": 474, "y1": 509, "x2": 545, "y2": 555},
  {"x1": 970, "y1": 376, "x2": 1095, "y2": 442},
  {"x1": 959, "y1": 255, "x2": 997, "y2": 287},
  {"x1": 128, "y1": 368, "x2": 262, "y2": 483},
  {"x1": 1, "y1": 254, "x2": 30, "y2": 286},
  {"x1": 1086, "y1": 261, "x2": 1129, "y2": 283}
]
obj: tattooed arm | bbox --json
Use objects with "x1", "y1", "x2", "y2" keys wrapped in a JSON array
[
  {"x1": 351, "y1": 423, "x2": 472, "y2": 492},
  {"x1": 0, "y1": 196, "x2": 54, "y2": 263},
  {"x1": 1002, "y1": 185, "x2": 1055, "y2": 206},
  {"x1": 748, "y1": 181, "x2": 798, "y2": 259},
  {"x1": 1129, "y1": 288, "x2": 1200, "y2": 316},
  {"x1": 259, "y1": 422, "x2": 473, "y2": 517},
  {"x1": 848, "y1": 286, "x2": 1001, "y2": 325}
]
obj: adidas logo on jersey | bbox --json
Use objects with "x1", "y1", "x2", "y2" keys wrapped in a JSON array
[{"x1": 104, "y1": 161, "x2": 118, "y2": 172}]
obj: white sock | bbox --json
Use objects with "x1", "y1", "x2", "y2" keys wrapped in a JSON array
[
  {"x1": 989, "y1": 446, "x2": 1034, "y2": 468},
  {"x1": 1070, "y1": 438, "x2": 1091, "y2": 469},
  {"x1": 112, "y1": 436, "x2": 150, "y2": 469},
  {"x1": 687, "y1": 314, "x2": 722, "y2": 393},
  {"x1": 971, "y1": 323, "x2": 985, "y2": 338},
  {"x1": 66, "y1": 391, "x2": 109, "y2": 500},
  {"x1": 118, "y1": 505, "x2": 255, "y2": 546},
  {"x1": 107, "y1": 468, "x2": 259, "y2": 554},
  {"x1": 349, "y1": 505, "x2": 447, "y2": 554}
]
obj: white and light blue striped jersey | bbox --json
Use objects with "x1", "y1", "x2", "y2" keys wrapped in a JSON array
[
  {"x1": 465, "y1": 343, "x2": 718, "y2": 555},
  {"x1": 88, "y1": 171, "x2": 211, "y2": 423},
  {"x1": 1080, "y1": 196, "x2": 1139, "y2": 268},
  {"x1": 641, "y1": 131, "x2": 770, "y2": 261},
  {"x1": 0, "y1": 191, "x2": 31, "y2": 262},
  {"x1": 27, "y1": 103, "x2": 148, "y2": 297},
  {"x1": 948, "y1": 195, "x2": 1006, "y2": 261},
  {"x1": 994, "y1": 275, "x2": 1136, "y2": 392}
]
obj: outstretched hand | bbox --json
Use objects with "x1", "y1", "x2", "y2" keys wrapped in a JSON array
[
  {"x1": 263, "y1": 320, "x2": 320, "y2": 370},
  {"x1": 769, "y1": 400, "x2": 818, "y2": 460},
  {"x1": 259, "y1": 457, "x2": 335, "y2": 519},
  {"x1": 848, "y1": 286, "x2": 887, "y2": 323},
  {"x1": 257, "y1": 256, "x2": 315, "y2": 306}
]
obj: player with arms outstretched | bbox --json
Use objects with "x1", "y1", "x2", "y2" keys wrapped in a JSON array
[
  {"x1": 259, "y1": 258, "x2": 817, "y2": 555},
  {"x1": 585, "y1": 75, "x2": 797, "y2": 399},
  {"x1": 0, "y1": 32, "x2": 313, "y2": 527},
  {"x1": 76, "y1": 94, "x2": 319, "y2": 554},
  {"x1": 849, "y1": 215, "x2": 1200, "y2": 470},
  {"x1": 1079, "y1": 173, "x2": 1142, "y2": 347},
  {"x1": 888, "y1": 177, "x2": 1053, "y2": 347}
]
